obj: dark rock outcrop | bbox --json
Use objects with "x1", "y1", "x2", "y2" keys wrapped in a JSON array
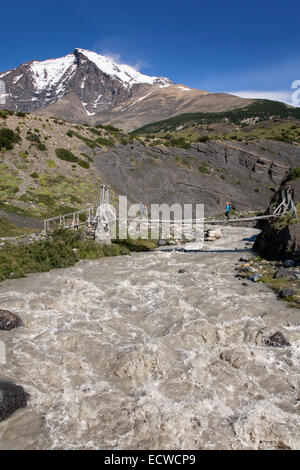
[
  {"x1": 254, "y1": 178, "x2": 300, "y2": 260},
  {"x1": 0, "y1": 381, "x2": 29, "y2": 422},
  {"x1": 0, "y1": 310, "x2": 22, "y2": 330},
  {"x1": 263, "y1": 331, "x2": 291, "y2": 348}
]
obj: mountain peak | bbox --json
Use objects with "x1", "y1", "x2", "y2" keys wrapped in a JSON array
[
  {"x1": 0, "y1": 49, "x2": 173, "y2": 115},
  {"x1": 74, "y1": 48, "x2": 172, "y2": 89}
]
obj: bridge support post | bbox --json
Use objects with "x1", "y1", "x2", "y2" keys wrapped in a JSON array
[
  {"x1": 95, "y1": 221, "x2": 112, "y2": 245},
  {"x1": 273, "y1": 184, "x2": 297, "y2": 219}
]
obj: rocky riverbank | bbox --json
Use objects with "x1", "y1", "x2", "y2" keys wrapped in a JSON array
[{"x1": 236, "y1": 255, "x2": 300, "y2": 308}]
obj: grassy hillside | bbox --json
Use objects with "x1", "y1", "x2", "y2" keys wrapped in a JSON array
[
  {"x1": 133, "y1": 100, "x2": 300, "y2": 137},
  {"x1": 1, "y1": 106, "x2": 300, "y2": 239},
  {"x1": 0, "y1": 110, "x2": 141, "y2": 222}
]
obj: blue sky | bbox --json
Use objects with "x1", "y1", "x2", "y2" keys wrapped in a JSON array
[{"x1": 1, "y1": 0, "x2": 299, "y2": 104}]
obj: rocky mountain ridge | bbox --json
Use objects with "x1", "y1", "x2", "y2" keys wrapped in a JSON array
[
  {"x1": 0, "y1": 49, "x2": 253, "y2": 130},
  {"x1": 0, "y1": 49, "x2": 171, "y2": 116}
]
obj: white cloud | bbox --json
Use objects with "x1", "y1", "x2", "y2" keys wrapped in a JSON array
[
  {"x1": 92, "y1": 39, "x2": 149, "y2": 72},
  {"x1": 101, "y1": 53, "x2": 148, "y2": 72},
  {"x1": 229, "y1": 90, "x2": 295, "y2": 105}
]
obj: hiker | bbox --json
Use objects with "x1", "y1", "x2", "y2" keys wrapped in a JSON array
[
  {"x1": 140, "y1": 201, "x2": 147, "y2": 218},
  {"x1": 225, "y1": 201, "x2": 231, "y2": 220},
  {"x1": 139, "y1": 201, "x2": 144, "y2": 217}
]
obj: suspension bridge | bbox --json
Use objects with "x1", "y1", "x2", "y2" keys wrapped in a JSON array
[{"x1": 42, "y1": 184, "x2": 297, "y2": 243}]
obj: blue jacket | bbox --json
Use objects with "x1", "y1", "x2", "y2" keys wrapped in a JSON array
[{"x1": 225, "y1": 204, "x2": 231, "y2": 212}]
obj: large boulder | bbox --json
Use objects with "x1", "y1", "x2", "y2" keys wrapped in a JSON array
[
  {"x1": 0, "y1": 381, "x2": 29, "y2": 422},
  {"x1": 0, "y1": 310, "x2": 22, "y2": 331}
]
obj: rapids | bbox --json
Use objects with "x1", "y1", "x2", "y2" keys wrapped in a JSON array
[{"x1": 0, "y1": 226, "x2": 300, "y2": 450}]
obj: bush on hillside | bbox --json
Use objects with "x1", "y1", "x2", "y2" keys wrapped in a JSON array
[
  {"x1": 0, "y1": 127, "x2": 21, "y2": 150},
  {"x1": 286, "y1": 167, "x2": 300, "y2": 181},
  {"x1": 55, "y1": 148, "x2": 79, "y2": 163},
  {"x1": 77, "y1": 160, "x2": 90, "y2": 169}
]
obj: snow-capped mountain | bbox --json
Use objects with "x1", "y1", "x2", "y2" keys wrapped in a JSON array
[
  {"x1": 0, "y1": 48, "x2": 172, "y2": 116},
  {"x1": 0, "y1": 49, "x2": 253, "y2": 131}
]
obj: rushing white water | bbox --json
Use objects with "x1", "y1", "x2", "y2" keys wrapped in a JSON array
[{"x1": 0, "y1": 227, "x2": 300, "y2": 450}]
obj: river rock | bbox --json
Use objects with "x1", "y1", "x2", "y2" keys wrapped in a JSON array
[
  {"x1": 239, "y1": 255, "x2": 252, "y2": 262},
  {"x1": 0, "y1": 310, "x2": 22, "y2": 331},
  {"x1": 244, "y1": 266, "x2": 256, "y2": 273},
  {"x1": 283, "y1": 260, "x2": 295, "y2": 268},
  {"x1": 279, "y1": 288, "x2": 296, "y2": 298},
  {"x1": 263, "y1": 331, "x2": 291, "y2": 348},
  {"x1": 0, "y1": 381, "x2": 29, "y2": 422},
  {"x1": 249, "y1": 273, "x2": 263, "y2": 282},
  {"x1": 275, "y1": 267, "x2": 298, "y2": 280},
  {"x1": 274, "y1": 267, "x2": 290, "y2": 279},
  {"x1": 206, "y1": 229, "x2": 222, "y2": 241},
  {"x1": 158, "y1": 240, "x2": 167, "y2": 246},
  {"x1": 178, "y1": 269, "x2": 186, "y2": 273}
]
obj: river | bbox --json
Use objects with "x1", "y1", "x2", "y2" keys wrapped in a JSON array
[{"x1": 0, "y1": 226, "x2": 300, "y2": 450}]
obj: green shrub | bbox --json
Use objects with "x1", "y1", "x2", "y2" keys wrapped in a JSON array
[
  {"x1": 55, "y1": 148, "x2": 79, "y2": 163},
  {"x1": 112, "y1": 237, "x2": 156, "y2": 252},
  {"x1": 96, "y1": 124, "x2": 120, "y2": 133},
  {"x1": 37, "y1": 142, "x2": 46, "y2": 151},
  {"x1": 0, "y1": 127, "x2": 21, "y2": 150},
  {"x1": 78, "y1": 160, "x2": 90, "y2": 169},
  {"x1": 198, "y1": 135, "x2": 210, "y2": 143},
  {"x1": 95, "y1": 137, "x2": 115, "y2": 147},
  {"x1": 199, "y1": 165, "x2": 211, "y2": 174},
  {"x1": 81, "y1": 153, "x2": 93, "y2": 162},
  {"x1": 26, "y1": 130, "x2": 41, "y2": 144},
  {"x1": 30, "y1": 172, "x2": 39, "y2": 178},
  {"x1": 16, "y1": 112, "x2": 27, "y2": 118},
  {"x1": 0, "y1": 229, "x2": 130, "y2": 283},
  {"x1": 169, "y1": 137, "x2": 190, "y2": 149},
  {"x1": 0, "y1": 110, "x2": 14, "y2": 119},
  {"x1": 71, "y1": 132, "x2": 96, "y2": 148},
  {"x1": 286, "y1": 167, "x2": 300, "y2": 181}
]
